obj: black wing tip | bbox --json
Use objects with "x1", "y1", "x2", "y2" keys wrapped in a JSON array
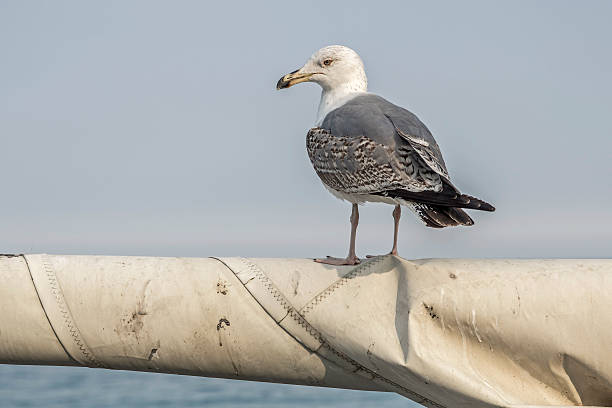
[
  {"x1": 461, "y1": 194, "x2": 495, "y2": 212},
  {"x1": 478, "y1": 202, "x2": 495, "y2": 212},
  {"x1": 373, "y1": 189, "x2": 495, "y2": 212}
]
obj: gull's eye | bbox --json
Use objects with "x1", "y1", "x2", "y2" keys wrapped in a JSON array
[{"x1": 322, "y1": 58, "x2": 333, "y2": 67}]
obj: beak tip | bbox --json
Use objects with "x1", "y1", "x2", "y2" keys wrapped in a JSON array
[
  {"x1": 276, "y1": 68, "x2": 303, "y2": 91},
  {"x1": 276, "y1": 78, "x2": 288, "y2": 90}
]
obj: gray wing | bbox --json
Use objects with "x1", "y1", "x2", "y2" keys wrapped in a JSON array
[
  {"x1": 374, "y1": 95, "x2": 450, "y2": 181},
  {"x1": 307, "y1": 128, "x2": 441, "y2": 194},
  {"x1": 309, "y1": 94, "x2": 447, "y2": 195}
]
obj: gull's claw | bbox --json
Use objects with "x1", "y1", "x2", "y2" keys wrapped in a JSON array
[
  {"x1": 366, "y1": 251, "x2": 398, "y2": 259},
  {"x1": 314, "y1": 256, "x2": 361, "y2": 266}
]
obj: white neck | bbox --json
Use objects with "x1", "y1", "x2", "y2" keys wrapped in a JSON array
[{"x1": 315, "y1": 82, "x2": 367, "y2": 126}]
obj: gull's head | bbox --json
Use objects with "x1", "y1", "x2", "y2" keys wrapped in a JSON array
[{"x1": 276, "y1": 45, "x2": 367, "y2": 93}]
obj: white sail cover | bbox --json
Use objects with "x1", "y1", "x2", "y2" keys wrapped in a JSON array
[{"x1": 1, "y1": 254, "x2": 611, "y2": 407}]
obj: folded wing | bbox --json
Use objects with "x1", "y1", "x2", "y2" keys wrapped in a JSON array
[{"x1": 307, "y1": 94, "x2": 495, "y2": 225}]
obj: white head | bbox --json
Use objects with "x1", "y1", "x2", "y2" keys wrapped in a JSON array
[{"x1": 276, "y1": 45, "x2": 367, "y2": 93}]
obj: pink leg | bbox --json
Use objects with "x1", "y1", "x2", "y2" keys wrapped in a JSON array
[
  {"x1": 390, "y1": 204, "x2": 401, "y2": 256},
  {"x1": 367, "y1": 205, "x2": 401, "y2": 258},
  {"x1": 315, "y1": 203, "x2": 360, "y2": 265}
]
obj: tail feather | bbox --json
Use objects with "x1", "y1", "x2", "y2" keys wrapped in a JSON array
[
  {"x1": 443, "y1": 207, "x2": 474, "y2": 225},
  {"x1": 414, "y1": 204, "x2": 474, "y2": 228}
]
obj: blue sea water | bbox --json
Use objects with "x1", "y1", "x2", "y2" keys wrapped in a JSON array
[{"x1": 0, "y1": 365, "x2": 418, "y2": 408}]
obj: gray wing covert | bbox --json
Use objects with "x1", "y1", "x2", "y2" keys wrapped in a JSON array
[{"x1": 380, "y1": 102, "x2": 450, "y2": 181}]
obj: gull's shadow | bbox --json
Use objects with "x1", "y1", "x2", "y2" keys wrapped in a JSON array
[{"x1": 316, "y1": 254, "x2": 413, "y2": 363}]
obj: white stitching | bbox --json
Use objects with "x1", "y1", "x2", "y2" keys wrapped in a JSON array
[
  {"x1": 41, "y1": 255, "x2": 105, "y2": 368},
  {"x1": 232, "y1": 257, "x2": 442, "y2": 407},
  {"x1": 301, "y1": 255, "x2": 389, "y2": 316}
]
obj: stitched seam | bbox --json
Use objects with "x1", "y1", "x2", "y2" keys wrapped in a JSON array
[
  {"x1": 301, "y1": 255, "x2": 388, "y2": 316},
  {"x1": 41, "y1": 255, "x2": 105, "y2": 368},
  {"x1": 237, "y1": 258, "x2": 294, "y2": 313},
  {"x1": 235, "y1": 257, "x2": 442, "y2": 407}
]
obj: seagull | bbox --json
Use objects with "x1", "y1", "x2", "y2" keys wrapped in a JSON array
[{"x1": 277, "y1": 45, "x2": 495, "y2": 265}]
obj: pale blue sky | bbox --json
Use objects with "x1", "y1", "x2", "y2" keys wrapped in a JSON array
[
  {"x1": 1, "y1": 2, "x2": 611, "y2": 407},
  {"x1": 1, "y1": 0, "x2": 611, "y2": 260}
]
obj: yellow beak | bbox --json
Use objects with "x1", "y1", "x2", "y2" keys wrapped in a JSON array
[{"x1": 276, "y1": 69, "x2": 314, "y2": 90}]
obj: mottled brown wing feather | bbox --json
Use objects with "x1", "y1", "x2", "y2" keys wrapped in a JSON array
[{"x1": 306, "y1": 128, "x2": 441, "y2": 195}]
